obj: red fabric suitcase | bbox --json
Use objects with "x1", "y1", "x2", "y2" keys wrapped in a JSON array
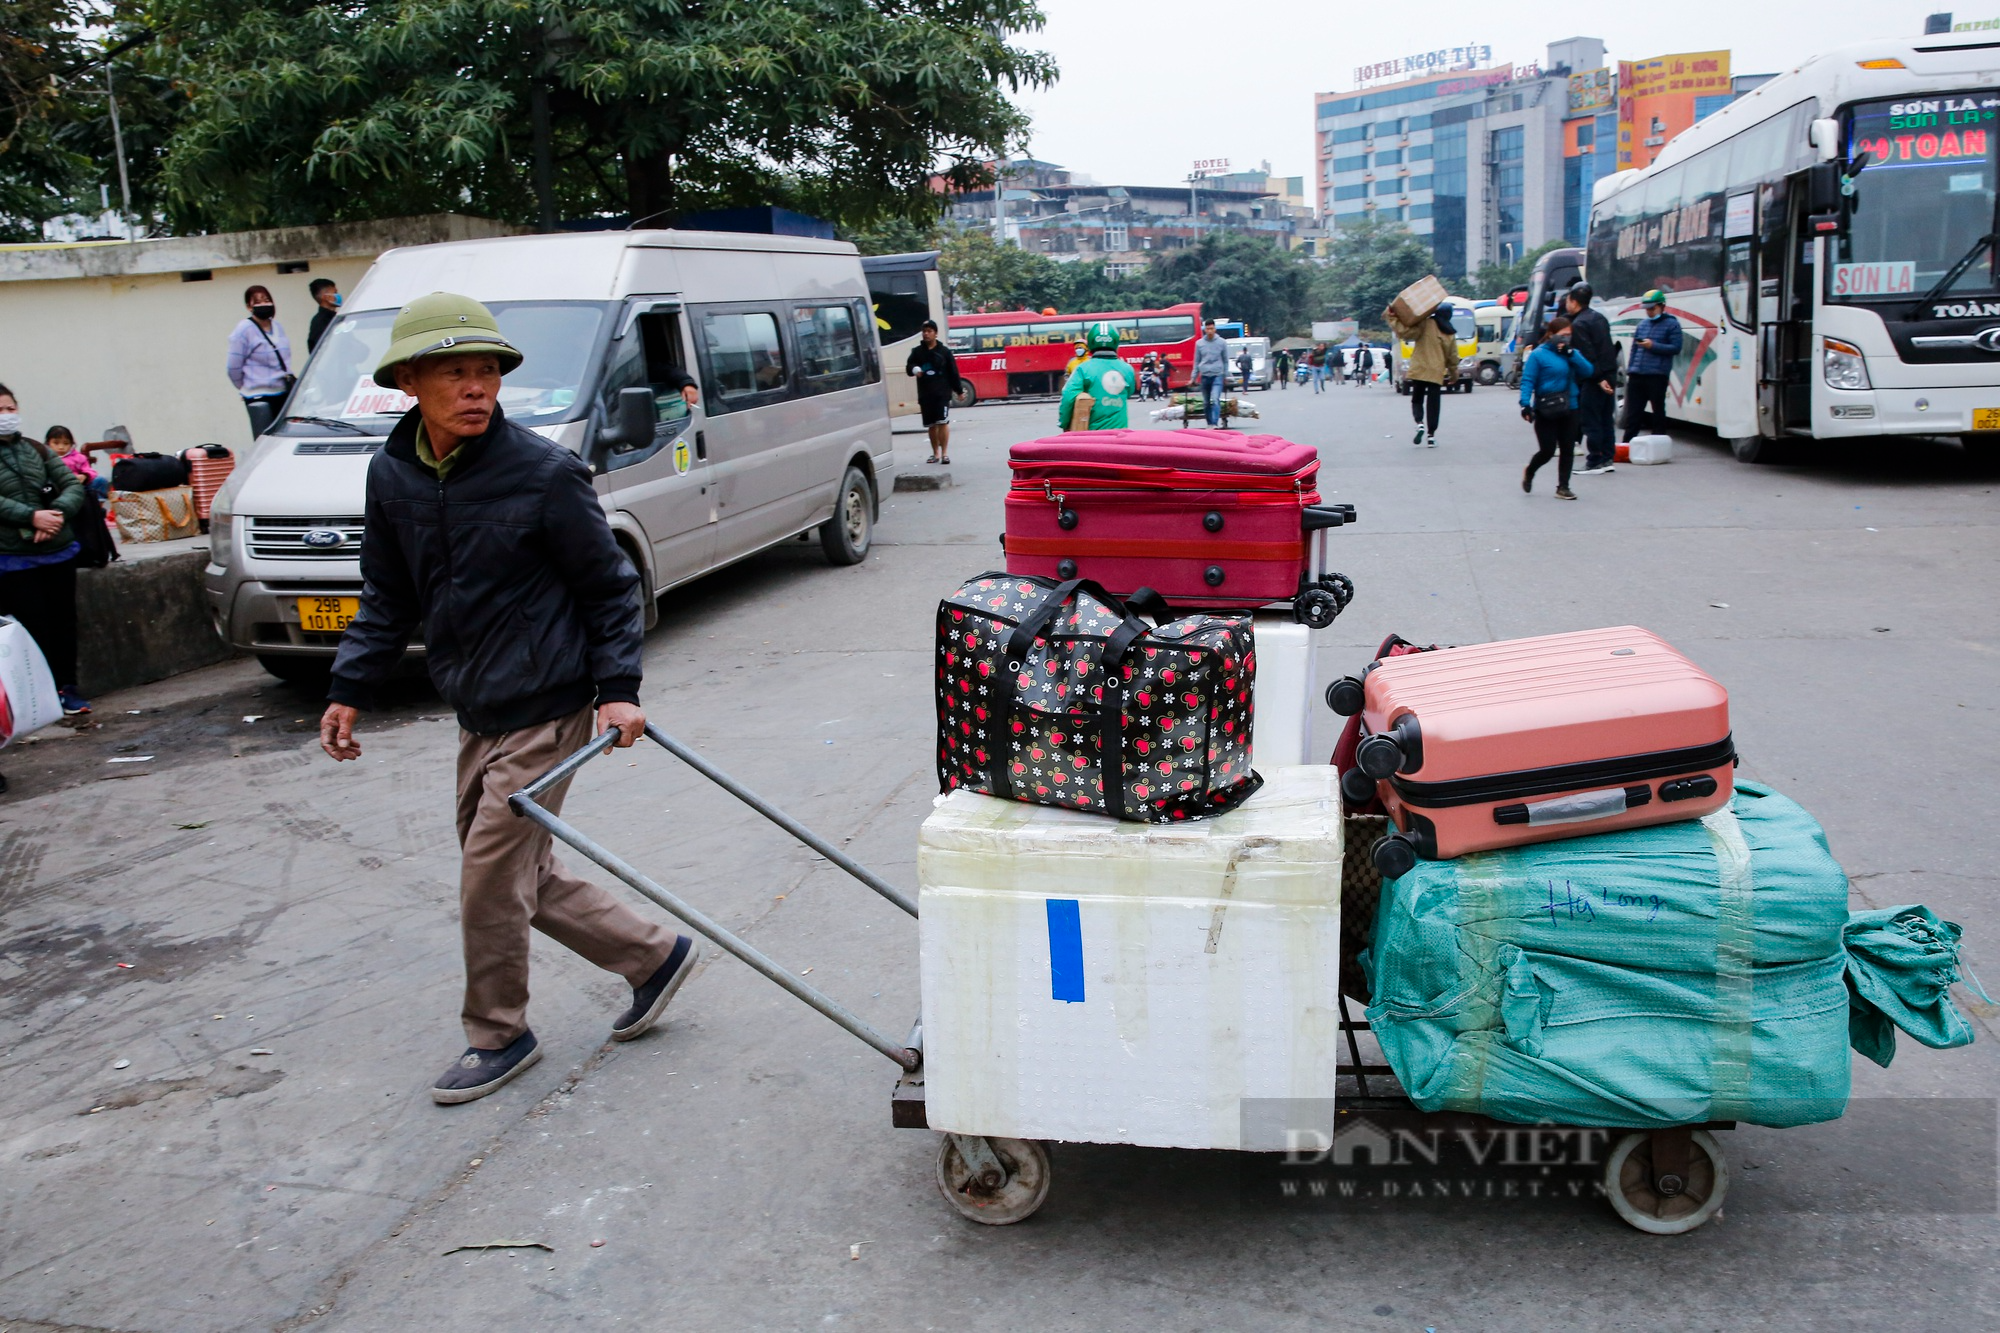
[
  {"x1": 1327, "y1": 626, "x2": 1734, "y2": 877},
  {"x1": 1004, "y1": 429, "x2": 1357, "y2": 627}
]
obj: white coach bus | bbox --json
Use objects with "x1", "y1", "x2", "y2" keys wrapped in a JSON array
[{"x1": 1585, "y1": 31, "x2": 2000, "y2": 462}]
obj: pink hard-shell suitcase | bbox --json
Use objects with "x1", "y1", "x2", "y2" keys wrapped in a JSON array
[
  {"x1": 1325, "y1": 626, "x2": 1734, "y2": 877},
  {"x1": 1004, "y1": 429, "x2": 1357, "y2": 627}
]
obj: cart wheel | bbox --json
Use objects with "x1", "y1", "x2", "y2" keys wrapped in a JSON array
[
  {"x1": 1603, "y1": 1130, "x2": 1729, "y2": 1235},
  {"x1": 935, "y1": 1135, "x2": 1051, "y2": 1225},
  {"x1": 1295, "y1": 587, "x2": 1339, "y2": 629}
]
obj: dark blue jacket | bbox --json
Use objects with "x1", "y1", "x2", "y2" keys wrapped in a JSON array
[
  {"x1": 1627, "y1": 312, "x2": 1684, "y2": 376},
  {"x1": 329, "y1": 405, "x2": 643, "y2": 734},
  {"x1": 1518, "y1": 343, "x2": 1593, "y2": 412}
]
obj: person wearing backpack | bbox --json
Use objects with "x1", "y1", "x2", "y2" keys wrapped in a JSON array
[
  {"x1": 0, "y1": 383, "x2": 90, "y2": 715},
  {"x1": 1516, "y1": 316, "x2": 1594, "y2": 500}
]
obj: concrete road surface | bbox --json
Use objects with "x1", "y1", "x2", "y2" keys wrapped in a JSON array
[{"x1": 3, "y1": 380, "x2": 1997, "y2": 1331}]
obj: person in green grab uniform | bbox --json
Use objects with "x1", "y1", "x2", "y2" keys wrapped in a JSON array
[{"x1": 1057, "y1": 321, "x2": 1137, "y2": 430}]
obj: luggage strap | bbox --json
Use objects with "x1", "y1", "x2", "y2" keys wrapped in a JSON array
[
  {"x1": 989, "y1": 577, "x2": 1163, "y2": 822},
  {"x1": 1004, "y1": 534, "x2": 1305, "y2": 562}
]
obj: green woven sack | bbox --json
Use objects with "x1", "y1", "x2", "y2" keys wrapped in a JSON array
[{"x1": 1363, "y1": 783, "x2": 1859, "y2": 1129}]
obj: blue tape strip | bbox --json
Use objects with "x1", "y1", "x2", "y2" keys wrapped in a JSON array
[{"x1": 1047, "y1": 898, "x2": 1085, "y2": 1003}]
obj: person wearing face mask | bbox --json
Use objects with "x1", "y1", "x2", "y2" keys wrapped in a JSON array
[
  {"x1": 307, "y1": 278, "x2": 343, "y2": 354},
  {"x1": 227, "y1": 284, "x2": 295, "y2": 437},
  {"x1": 1516, "y1": 317, "x2": 1594, "y2": 501},
  {"x1": 0, "y1": 383, "x2": 90, "y2": 716}
]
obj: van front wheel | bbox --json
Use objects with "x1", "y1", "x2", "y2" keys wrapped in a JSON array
[{"x1": 820, "y1": 465, "x2": 874, "y2": 566}]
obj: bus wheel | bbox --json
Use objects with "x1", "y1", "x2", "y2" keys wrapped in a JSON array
[
  {"x1": 1730, "y1": 435, "x2": 1784, "y2": 464},
  {"x1": 951, "y1": 382, "x2": 978, "y2": 410},
  {"x1": 1476, "y1": 362, "x2": 1500, "y2": 386}
]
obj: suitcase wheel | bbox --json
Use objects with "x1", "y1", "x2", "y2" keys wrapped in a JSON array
[
  {"x1": 1295, "y1": 587, "x2": 1338, "y2": 628},
  {"x1": 1371, "y1": 833, "x2": 1418, "y2": 880},
  {"x1": 1204, "y1": 565, "x2": 1226, "y2": 588},
  {"x1": 1058, "y1": 508, "x2": 1078, "y2": 530},
  {"x1": 1355, "y1": 732, "x2": 1405, "y2": 779},
  {"x1": 1339, "y1": 765, "x2": 1377, "y2": 806},
  {"x1": 1326, "y1": 676, "x2": 1365, "y2": 716},
  {"x1": 1203, "y1": 510, "x2": 1224, "y2": 532}
]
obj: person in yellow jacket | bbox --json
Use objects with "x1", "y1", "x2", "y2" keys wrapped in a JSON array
[
  {"x1": 1385, "y1": 299, "x2": 1461, "y2": 447},
  {"x1": 1057, "y1": 322, "x2": 1136, "y2": 430}
]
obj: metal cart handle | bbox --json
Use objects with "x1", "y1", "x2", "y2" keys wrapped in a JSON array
[{"x1": 509, "y1": 724, "x2": 920, "y2": 1071}]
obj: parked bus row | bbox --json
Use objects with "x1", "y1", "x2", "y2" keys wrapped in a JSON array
[{"x1": 1514, "y1": 30, "x2": 2000, "y2": 463}]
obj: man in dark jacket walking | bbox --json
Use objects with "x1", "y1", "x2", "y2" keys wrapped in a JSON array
[
  {"x1": 1622, "y1": 289, "x2": 1684, "y2": 442},
  {"x1": 1564, "y1": 283, "x2": 1619, "y2": 474},
  {"x1": 905, "y1": 319, "x2": 960, "y2": 464},
  {"x1": 321, "y1": 293, "x2": 697, "y2": 1105}
]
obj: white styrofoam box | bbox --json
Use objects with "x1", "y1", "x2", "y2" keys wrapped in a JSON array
[
  {"x1": 1627, "y1": 433, "x2": 1673, "y2": 464},
  {"x1": 918, "y1": 766, "x2": 1341, "y2": 1151},
  {"x1": 1249, "y1": 614, "x2": 1316, "y2": 769}
]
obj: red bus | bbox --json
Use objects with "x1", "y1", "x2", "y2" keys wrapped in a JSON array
[{"x1": 944, "y1": 302, "x2": 1203, "y2": 404}]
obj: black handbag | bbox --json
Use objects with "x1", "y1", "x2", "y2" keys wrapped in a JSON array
[
  {"x1": 1532, "y1": 389, "x2": 1573, "y2": 419},
  {"x1": 936, "y1": 573, "x2": 1263, "y2": 823},
  {"x1": 111, "y1": 452, "x2": 192, "y2": 492}
]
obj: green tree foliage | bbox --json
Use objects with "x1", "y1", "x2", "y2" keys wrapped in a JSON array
[
  {"x1": 940, "y1": 228, "x2": 1317, "y2": 336},
  {"x1": 1312, "y1": 217, "x2": 1437, "y2": 322},
  {"x1": 1463, "y1": 238, "x2": 1574, "y2": 300},
  {"x1": 939, "y1": 227, "x2": 1068, "y2": 311},
  {"x1": 1137, "y1": 232, "x2": 1314, "y2": 337},
  {"x1": 843, "y1": 214, "x2": 942, "y2": 257},
  {"x1": 136, "y1": 0, "x2": 1053, "y2": 232},
  {"x1": 0, "y1": 3, "x2": 178, "y2": 239}
]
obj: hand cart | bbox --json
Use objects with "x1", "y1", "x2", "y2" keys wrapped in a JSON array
[{"x1": 513, "y1": 731, "x2": 1736, "y2": 1236}]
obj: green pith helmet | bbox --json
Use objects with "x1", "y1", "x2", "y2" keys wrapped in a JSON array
[
  {"x1": 373, "y1": 291, "x2": 524, "y2": 387},
  {"x1": 1085, "y1": 321, "x2": 1122, "y2": 353},
  {"x1": 1643, "y1": 289, "x2": 1668, "y2": 307}
]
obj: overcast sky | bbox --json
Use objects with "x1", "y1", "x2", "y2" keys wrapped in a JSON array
[{"x1": 1009, "y1": 2, "x2": 1956, "y2": 187}]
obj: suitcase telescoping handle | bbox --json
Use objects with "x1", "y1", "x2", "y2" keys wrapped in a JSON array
[{"x1": 1302, "y1": 503, "x2": 1358, "y2": 532}]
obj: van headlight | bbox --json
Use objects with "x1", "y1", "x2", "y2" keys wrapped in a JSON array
[
  {"x1": 1822, "y1": 337, "x2": 1871, "y2": 390},
  {"x1": 210, "y1": 508, "x2": 234, "y2": 568}
]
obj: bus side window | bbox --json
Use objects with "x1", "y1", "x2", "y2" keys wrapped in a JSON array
[{"x1": 1723, "y1": 242, "x2": 1755, "y2": 329}]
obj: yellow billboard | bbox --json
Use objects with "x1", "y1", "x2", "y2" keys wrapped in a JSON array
[{"x1": 1618, "y1": 50, "x2": 1732, "y2": 169}]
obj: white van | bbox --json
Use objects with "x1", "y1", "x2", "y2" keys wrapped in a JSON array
[
  {"x1": 204, "y1": 230, "x2": 895, "y2": 681},
  {"x1": 1224, "y1": 336, "x2": 1272, "y2": 390}
]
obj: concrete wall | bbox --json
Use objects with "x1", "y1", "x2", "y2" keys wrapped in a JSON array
[
  {"x1": 75, "y1": 548, "x2": 235, "y2": 696},
  {"x1": 0, "y1": 214, "x2": 522, "y2": 456}
]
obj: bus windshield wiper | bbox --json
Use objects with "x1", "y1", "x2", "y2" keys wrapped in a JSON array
[
  {"x1": 1910, "y1": 232, "x2": 2000, "y2": 319},
  {"x1": 284, "y1": 415, "x2": 372, "y2": 435}
]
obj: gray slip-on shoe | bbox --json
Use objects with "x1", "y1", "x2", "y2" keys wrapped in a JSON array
[
  {"x1": 611, "y1": 935, "x2": 702, "y2": 1042},
  {"x1": 431, "y1": 1029, "x2": 542, "y2": 1105}
]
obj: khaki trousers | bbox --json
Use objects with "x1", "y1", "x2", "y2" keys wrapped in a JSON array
[{"x1": 455, "y1": 707, "x2": 675, "y2": 1048}]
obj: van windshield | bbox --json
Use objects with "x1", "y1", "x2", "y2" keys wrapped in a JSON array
[{"x1": 276, "y1": 301, "x2": 610, "y2": 434}]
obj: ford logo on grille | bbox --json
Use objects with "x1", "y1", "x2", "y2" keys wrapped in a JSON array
[{"x1": 301, "y1": 528, "x2": 346, "y2": 550}]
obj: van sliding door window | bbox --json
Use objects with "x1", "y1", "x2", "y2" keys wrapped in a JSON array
[
  {"x1": 700, "y1": 310, "x2": 790, "y2": 403},
  {"x1": 793, "y1": 303, "x2": 865, "y2": 393}
]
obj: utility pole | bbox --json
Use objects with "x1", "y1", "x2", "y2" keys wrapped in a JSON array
[
  {"x1": 993, "y1": 159, "x2": 1006, "y2": 246},
  {"x1": 105, "y1": 63, "x2": 132, "y2": 229}
]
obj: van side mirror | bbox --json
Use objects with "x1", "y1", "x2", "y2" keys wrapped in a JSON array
[{"x1": 593, "y1": 387, "x2": 656, "y2": 464}]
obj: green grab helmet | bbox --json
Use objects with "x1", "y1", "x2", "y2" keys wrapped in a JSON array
[
  {"x1": 374, "y1": 291, "x2": 524, "y2": 387},
  {"x1": 1085, "y1": 321, "x2": 1122, "y2": 353},
  {"x1": 1642, "y1": 289, "x2": 1668, "y2": 307}
]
